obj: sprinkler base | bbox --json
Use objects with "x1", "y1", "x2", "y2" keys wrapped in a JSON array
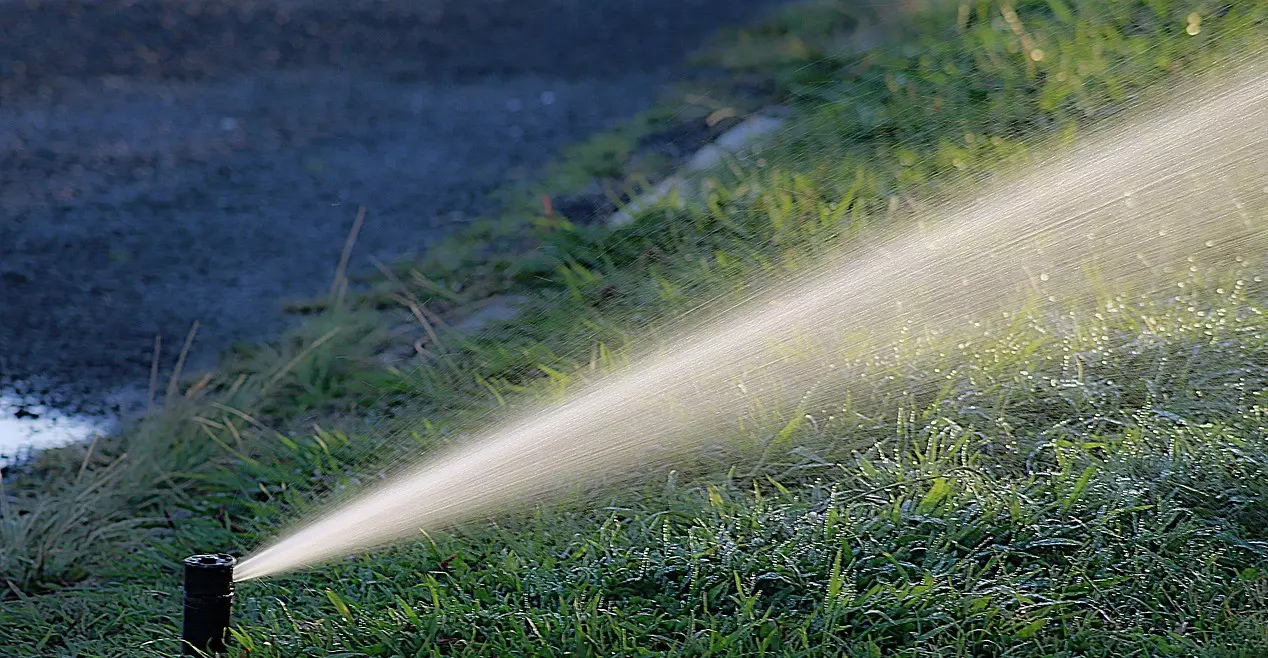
[{"x1": 182, "y1": 554, "x2": 236, "y2": 656}]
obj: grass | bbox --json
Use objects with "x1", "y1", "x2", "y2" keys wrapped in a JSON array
[{"x1": 3, "y1": 0, "x2": 1268, "y2": 655}]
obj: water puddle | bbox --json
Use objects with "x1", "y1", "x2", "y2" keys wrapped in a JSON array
[{"x1": 0, "y1": 390, "x2": 114, "y2": 468}]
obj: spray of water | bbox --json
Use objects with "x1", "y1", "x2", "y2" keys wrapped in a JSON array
[{"x1": 235, "y1": 68, "x2": 1268, "y2": 582}]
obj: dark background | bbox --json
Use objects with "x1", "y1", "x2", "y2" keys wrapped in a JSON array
[{"x1": 0, "y1": 0, "x2": 781, "y2": 419}]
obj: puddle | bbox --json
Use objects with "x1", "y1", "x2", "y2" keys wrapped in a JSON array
[{"x1": 0, "y1": 390, "x2": 116, "y2": 468}]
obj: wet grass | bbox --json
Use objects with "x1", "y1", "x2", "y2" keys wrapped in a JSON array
[{"x1": 3, "y1": 0, "x2": 1268, "y2": 655}]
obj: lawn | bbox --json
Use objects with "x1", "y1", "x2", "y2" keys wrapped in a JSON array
[{"x1": 3, "y1": 1, "x2": 1267, "y2": 656}]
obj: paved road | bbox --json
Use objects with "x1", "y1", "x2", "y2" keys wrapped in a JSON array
[{"x1": 0, "y1": 0, "x2": 781, "y2": 452}]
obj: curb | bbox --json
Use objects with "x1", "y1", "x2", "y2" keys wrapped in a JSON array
[{"x1": 606, "y1": 109, "x2": 788, "y2": 227}]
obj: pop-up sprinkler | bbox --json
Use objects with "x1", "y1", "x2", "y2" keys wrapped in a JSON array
[{"x1": 182, "y1": 554, "x2": 236, "y2": 655}]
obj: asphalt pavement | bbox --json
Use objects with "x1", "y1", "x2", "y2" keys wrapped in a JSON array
[{"x1": 0, "y1": 0, "x2": 782, "y2": 456}]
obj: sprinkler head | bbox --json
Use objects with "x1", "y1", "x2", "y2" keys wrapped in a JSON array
[{"x1": 182, "y1": 554, "x2": 236, "y2": 656}]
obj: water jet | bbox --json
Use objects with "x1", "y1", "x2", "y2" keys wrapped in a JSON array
[
  {"x1": 235, "y1": 67, "x2": 1268, "y2": 583},
  {"x1": 181, "y1": 554, "x2": 236, "y2": 656}
]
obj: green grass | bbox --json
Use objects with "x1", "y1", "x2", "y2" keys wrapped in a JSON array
[{"x1": 4, "y1": 1, "x2": 1268, "y2": 655}]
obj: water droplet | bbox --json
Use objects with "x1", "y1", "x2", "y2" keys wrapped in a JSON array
[{"x1": 1186, "y1": 12, "x2": 1202, "y2": 36}]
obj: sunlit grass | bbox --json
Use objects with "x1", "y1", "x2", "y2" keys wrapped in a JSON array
[{"x1": 2, "y1": 0, "x2": 1267, "y2": 655}]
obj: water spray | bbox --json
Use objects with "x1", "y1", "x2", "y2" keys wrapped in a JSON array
[
  {"x1": 234, "y1": 65, "x2": 1268, "y2": 582},
  {"x1": 181, "y1": 554, "x2": 236, "y2": 656}
]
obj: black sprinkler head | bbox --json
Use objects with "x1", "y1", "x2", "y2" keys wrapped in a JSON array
[{"x1": 182, "y1": 554, "x2": 236, "y2": 656}]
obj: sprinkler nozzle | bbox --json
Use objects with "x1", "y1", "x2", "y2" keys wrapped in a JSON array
[{"x1": 182, "y1": 554, "x2": 236, "y2": 655}]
